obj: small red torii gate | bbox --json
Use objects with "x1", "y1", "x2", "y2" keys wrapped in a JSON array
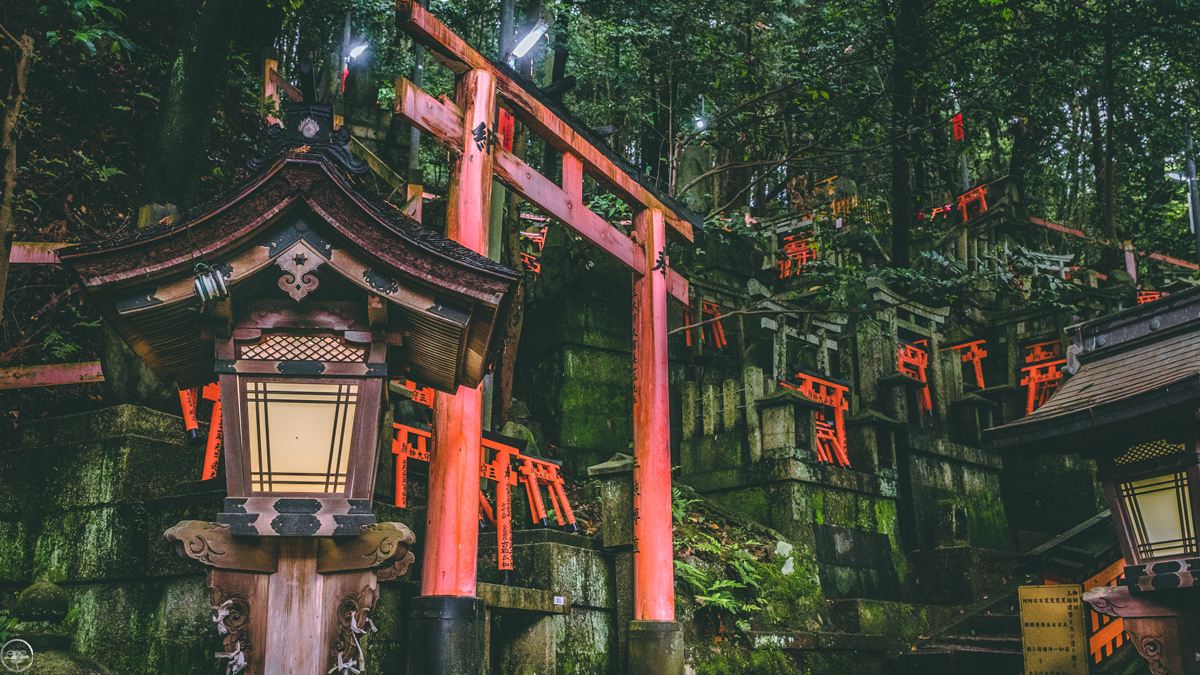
[{"x1": 392, "y1": 2, "x2": 694, "y2": 671}]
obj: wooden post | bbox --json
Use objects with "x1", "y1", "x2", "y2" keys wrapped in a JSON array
[
  {"x1": 632, "y1": 208, "x2": 673, "y2": 622},
  {"x1": 424, "y1": 68, "x2": 495, "y2": 599}
]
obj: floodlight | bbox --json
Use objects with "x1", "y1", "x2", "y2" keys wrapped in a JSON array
[{"x1": 510, "y1": 20, "x2": 549, "y2": 60}]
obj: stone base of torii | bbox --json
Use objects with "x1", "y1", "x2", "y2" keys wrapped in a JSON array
[{"x1": 390, "y1": 3, "x2": 698, "y2": 673}]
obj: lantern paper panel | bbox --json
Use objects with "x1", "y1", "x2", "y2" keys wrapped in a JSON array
[
  {"x1": 245, "y1": 380, "x2": 360, "y2": 494},
  {"x1": 1120, "y1": 471, "x2": 1196, "y2": 561}
]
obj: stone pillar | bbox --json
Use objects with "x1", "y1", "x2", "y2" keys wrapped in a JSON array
[{"x1": 588, "y1": 454, "x2": 636, "y2": 673}]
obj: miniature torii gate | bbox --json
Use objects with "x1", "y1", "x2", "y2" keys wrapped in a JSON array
[{"x1": 392, "y1": 2, "x2": 694, "y2": 672}]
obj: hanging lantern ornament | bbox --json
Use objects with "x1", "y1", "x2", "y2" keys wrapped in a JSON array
[{"x1": 193, "y1": 263, "x2": 229, "y2": 311}]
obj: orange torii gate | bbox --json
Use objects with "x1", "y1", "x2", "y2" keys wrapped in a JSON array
[{"x1": 392, "y1": 3, "x2": 696, "y2": 673}]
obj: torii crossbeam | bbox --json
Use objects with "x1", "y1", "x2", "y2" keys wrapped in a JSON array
[{"x1": 393, "y1": 3, "x2": 693, "y2": 673}]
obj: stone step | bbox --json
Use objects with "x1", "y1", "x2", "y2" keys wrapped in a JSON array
[
  {"x1": 957, "y1": 612, "x2": 1020, "y2": 635},
  {"x1": 930, "y1": 634, "x2": 1021, "y2": 652},
  {"x1": 895, "y1": 645, "x2": 1024, "y2": 675}
]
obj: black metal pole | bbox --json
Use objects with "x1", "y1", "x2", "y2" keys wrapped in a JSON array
[
  {"x1": 1186, "y1": 121, "x2": 1200, "y2": 267},
  {"x1": 408, "y1": 0, "x2": 427, "y2": 177}
]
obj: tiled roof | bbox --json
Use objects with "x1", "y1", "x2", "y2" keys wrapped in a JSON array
[
  {"x1": 59, "y1": 155, "x2": 518, "y2": 282},
  {"x1": 1019, "y1": 330, "x2": 1200, "y2": 426},
  {"x1": 985, "y1": 327, "x2": 1200, "y2": 451}
]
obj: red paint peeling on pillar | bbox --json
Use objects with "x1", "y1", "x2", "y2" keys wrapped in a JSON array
[
  {"x1": 632, "y1": 208, "x2": 674, "y2": 621},
  {"x1": 424, "y1": 68, "x2": 496, "y2": 598}
]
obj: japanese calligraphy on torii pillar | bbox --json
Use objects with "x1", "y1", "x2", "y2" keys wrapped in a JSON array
[{"x1": 393, "y1": 0, "x2": 695, "y2": 624}]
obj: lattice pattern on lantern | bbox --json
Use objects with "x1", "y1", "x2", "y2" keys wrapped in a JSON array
[
  {"x1": 239, "y1": 334, "x2": 365, "y2": 362},
  {"x1": 1114, "y1": 439, "x2": 1188, "y2": 466},
  {"x1": 246, "y1": 381, "x2": 359, "y2": 493},
  {"x1": 1120, "y1": 472, "x2": 1196, "y2": 560}
]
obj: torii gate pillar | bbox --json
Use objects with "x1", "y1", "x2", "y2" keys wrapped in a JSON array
[
  {"x1": 629, "y1": 207, "x2": 684, "y2": 674},
  {"x1": 408, "y1": 68, "x2": 495, "y2": 675},
  {"x1": 391, "y1": 6, "x2": 691, "y2": 672}
]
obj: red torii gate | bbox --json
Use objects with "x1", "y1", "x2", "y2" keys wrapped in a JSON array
[{"x1": 392, "y1": 3, "x2": 694, "y2": 673}]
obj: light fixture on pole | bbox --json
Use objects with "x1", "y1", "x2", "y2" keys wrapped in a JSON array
[
  {"x1": 342, "y1": 42, "x2": 368, "y2": 93},
  {"x1": 1167, "y1": 169, "x2": 1197, "y2": 234},
  {"x1": 693, "y1": 94, "x2": 710, "y2": 132},
  {"x1": 507, "y1": 20, "x2": 548, "y2": 66}
]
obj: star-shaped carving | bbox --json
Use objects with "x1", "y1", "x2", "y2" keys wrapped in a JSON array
[{"x1": 293, "y1": 253, "x2": 308, "y2": 266}]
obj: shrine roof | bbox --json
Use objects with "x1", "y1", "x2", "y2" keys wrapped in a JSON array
[
  {"x1": 57, "y1": 105, "x2": 520, "y2": 390},
  {"x1": 985, "y1": 286, "x2": 1200, "y2": 455},
  {"x1": 59, "y1": 156, "x2": 515, "y2": 283}
]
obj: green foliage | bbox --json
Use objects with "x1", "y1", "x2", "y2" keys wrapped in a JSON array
[
  {"x1": 42, "y1": 0, "x2": 135, "y2": 57},
  {"x1": 0, "y1": 610, "x2": 15, "y2": 644},
  {"x1": 672, "y1": 486, "x2": 701, "y2": 523},
  {"x1": 40, "y1": 306, "x2": 99, "y2": 363}
]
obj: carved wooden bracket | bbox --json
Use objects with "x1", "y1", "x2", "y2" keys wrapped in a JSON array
[
  {"x1": 1084, "y1": 585, "x2": 1200, "y2": 675},
  {"x1": 317, "y1": 521, "x2": 416, "y2": 575},
  {"x1": 329, "y1": 585, "x2": 378, "y2": 674},
  {"x1": 165, "y1": 521, "x2": 279, "y2": 572}
]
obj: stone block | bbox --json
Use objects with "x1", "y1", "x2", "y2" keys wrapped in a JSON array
[
  {"x1": 722, "y1": 379, "x2": 741, "y2": 432},
  {"x1": 828, "y1": 598, "x2": 957, "y2": 641},
  {"x1": 702, "y1": 385, "x2": 719, "y2": 436},
  {"x1": 67, "y1": 577, "x2": 215, "y2": 675},
  {"x1": 911, "y1": 546, "x2": 1017, "y2": 605},
  {"x1": 493, "y1": 613, "x2": 556, "y2": 675},
  {"x1": 681, "y1": 381, "x2": 700, "y2": 440},
  {"x1": 480, "y1": 538, "x2": 612, "y2": 610},
  {"x1": 0, "y1": 519, "x2": 32, "y2": 582},
  {"x1": 20, "y1": 405, "x2": 190, "y2": 449},
  {"x1": 30, "y1": 436, "x2": 210, "y2": 510},
  {"x1": 553, "y1": 608, "x2": 612, "y2": 675},
  {"x1": 588, "y1": 454, "x2": 634, "y2": 549}
]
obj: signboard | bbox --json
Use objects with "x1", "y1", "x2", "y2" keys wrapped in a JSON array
[{"x1": 1019, "y1": 584, "x2": 1088, "y2": 675}]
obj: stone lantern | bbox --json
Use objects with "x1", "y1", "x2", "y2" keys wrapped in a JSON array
[
  {"x1": 985, "y1": 287, "x2": 1200, "y2": 675},
  {"x1": 57, "y1": 101, "x2": 519, "y2": 674}
]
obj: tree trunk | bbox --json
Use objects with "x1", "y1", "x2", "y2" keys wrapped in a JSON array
[
  {"x1": 0, "y1": 34, "x2": 34, "y2": 320},
  {"x1": 1087, "y1": 94, "x2": 1106, "y2": 233},
  {"x1": 888, "y1": 0, "x2": 923, "y2": 267},
  {"x1": 147, "y1": 0, "x2": 236, "y2": 211},
  {"x1": 1101, "y1": 12, "x2": 1117, "y2": 240}
]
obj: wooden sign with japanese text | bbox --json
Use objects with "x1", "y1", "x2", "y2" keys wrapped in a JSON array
[{"x1": 1019, "y1": 584, "x2": 1088, "y2": 675}]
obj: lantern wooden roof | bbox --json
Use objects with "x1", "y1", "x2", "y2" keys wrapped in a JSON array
[
  {"x1": 984, "y1": 286, "x2": 1200, "y2": 455},
  {"x1": 58, "y1": 104, "x2": 519, "y2": 391}
]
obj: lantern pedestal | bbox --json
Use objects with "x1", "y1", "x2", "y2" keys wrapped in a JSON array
[
  {"x1": 407, "y1": 595, "x2": 486, "y2": 675},
  {"x1": 1084, "y1": 585, "x2": 1200, "y2": 675},
  {"x1": 627, "y1": 620, "x2": 684, "y2": 675},
  {"x1": 165, "y1": 520, "x2": 415, "y2": 675}
]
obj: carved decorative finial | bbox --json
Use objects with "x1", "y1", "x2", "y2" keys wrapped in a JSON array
[{"x1": 247, "y1": 102, "x2": 367, "y2": 174}]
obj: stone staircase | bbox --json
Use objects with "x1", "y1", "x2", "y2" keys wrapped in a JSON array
[
  {"x1": 895, "y1": 510, "x2": 1138, "y2": 675},
  {"x1": 893, "y1": 580, "x2": 1024, "y2": 675}
]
